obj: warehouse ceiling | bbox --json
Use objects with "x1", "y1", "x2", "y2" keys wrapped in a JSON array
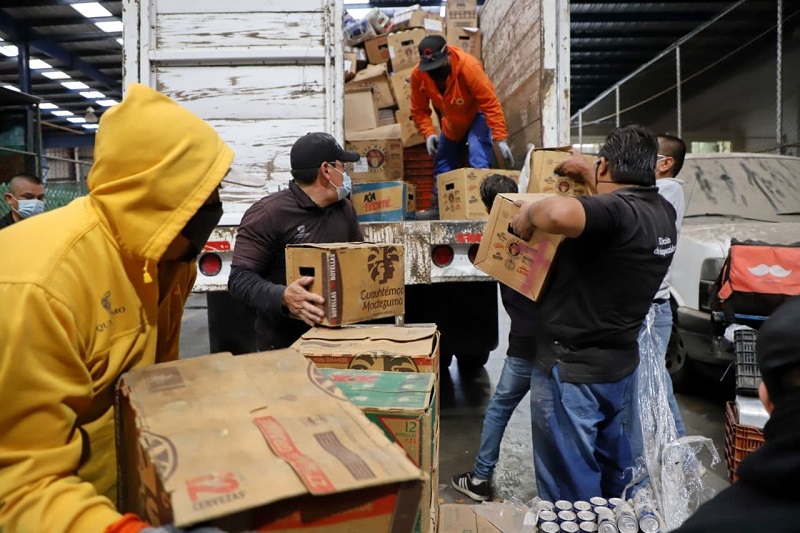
[{"x1": 0, "y1": 0, "x2": 794, "y2": 138}]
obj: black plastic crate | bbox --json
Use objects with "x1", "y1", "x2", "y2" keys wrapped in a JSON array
[{"x1": 734, "y1": 329, "x2": 760, "y2": 396}]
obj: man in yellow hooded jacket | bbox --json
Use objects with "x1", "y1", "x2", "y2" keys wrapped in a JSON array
[{"x1": 0, "y1": 84, "x2": 259, "y2": 533}]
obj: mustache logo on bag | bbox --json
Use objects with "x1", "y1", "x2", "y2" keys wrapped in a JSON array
[
  {"x1": 367, "y1": 246, "x2": 400, "y2": 284},
  {"x1": 747, "y1": 264, "x2": 792, "y2": 278}
]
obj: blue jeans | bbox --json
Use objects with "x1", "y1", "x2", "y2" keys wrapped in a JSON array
[
  {"x1": 473, "y1": 356, "x2": 534, "y2": 479},
  {"x1": 530, "y1": 362, "x2": 634, "y2": 502},
  {"x1": 433, "y1": 112, "x2": 494, "y2": 194},
  {"x1": 625, "y1": 302, "x2": 686, "y2": 464}
]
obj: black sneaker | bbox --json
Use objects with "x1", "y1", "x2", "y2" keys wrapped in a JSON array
[{"x1": 451, "y1": 471, "x2": 490, "y2": 501}]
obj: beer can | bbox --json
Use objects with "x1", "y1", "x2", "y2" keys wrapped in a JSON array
[
  {"x1": 561, "y1": 523, "x2": 580, "y2": 533},
  {"x1": 573, "y1": 500, "x2": 592, "y2": 512},
  {"x1": 555, "y1": 500, "x2": 574, "y2": 512},
  {"x1": 634, "y1": 499, "x2": 661, "y2": 533},
  {"x1": 541, "y1": 523, "x2": 561, "y2": 533},
  {"x1": 615, "y1": 503, "x2": 639, "y2": 533},
  {"x1": 537, "y1": 500, "x2": 556, "y2": 512},
  {"x1": 597, "y1": 517, "x2": 619, "y2": 533},
  {"x1": 539, "y1": 510, "x2": 559, "y2": 524},
  {"x1": 580, "y1": 523, "x2": 599, "y2": 533},
  {"x1": 590, "y1": 496, "x2": 608, "y2": 507},
  {"x1": 558, "y1": 510, "x2": 577, "y2": 523},
  {"x1": 596, "y1": 507, "x2": 615, "y2": 521},
  {"x1": 607, "y1": 497, "x2": 626, "y2": 509},
  {"x1": 576, "y1": 510, "x2": 597, "y2": 523}
]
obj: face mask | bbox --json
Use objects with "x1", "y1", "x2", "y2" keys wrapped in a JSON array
[
  {"x1": 13, "y1": 198, "x2": 45, "y2": 219},
  {"x1": 327, "y1": 166, "x2": 352, "y2": 202},
  {"x1": 180, "y1": 202, "x2": 223, "y2": 260}
]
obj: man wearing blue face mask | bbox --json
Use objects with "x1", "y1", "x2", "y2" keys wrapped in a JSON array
[
  {"x1": 1, "y1": 173, "x2": 46, "y2": 230},
  {"x1": 229, "y1": 132, "x2": 364, "y2": 350}
]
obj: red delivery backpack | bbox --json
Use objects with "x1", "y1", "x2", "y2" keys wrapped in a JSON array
[{"x1": 715, "y1": 239, "x2": 800, "y2": 323}]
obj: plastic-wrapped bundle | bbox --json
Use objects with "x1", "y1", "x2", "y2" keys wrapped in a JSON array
[
  {"x1": 365, "y1": 7, "x2": 393, "y2": 34},
  {"x1": 471, "y1": 497, "x2": 537, "y2": 533},
  {"x1": 344, "y1": 18, "x2": 376, "y2": 47}
]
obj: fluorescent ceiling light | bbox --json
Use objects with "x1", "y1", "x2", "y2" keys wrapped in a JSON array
[
  {"x1": 62, "y1": 81, "x2": 91, "y2": 90},
  {"x1": 80, "y1": 91, "x2": 106, "y2": 99},
  {"x1": 39, "y1": 103, "x2": 58, "y2": 110},
  {"x1": 71, "y1": 2, "x2": 112, "y2": 18},
  {"x1": 29, "y1": 59, "x2": 53, "y2": 70},
  {"x1": 3, "y1": 85, "x2": 20, "y2": 92},
  {"x1": 83, "y1": 124, "x2": 100, "y2": 130},
  {"x1": 42, "y1": 70, "x2": 71, "y2": 80},
  {"x1": 116, "y1": 38, "x2": 123, "y2": 46},
  {"x1": 0, "y1": 45, "x2": 18, "y2": 57},
  {"x1": 52, "y1": 110, "x2": 74, "y2": 117},
  {"x1": 95, "y1": 99, "x2": 118, "y2": 107},
  {"x1": 67, "y1": 117, "x2": 87, "y2": 124},
  {"x1": 95, "y1": 20, "x2": 123, "y2": 33}
]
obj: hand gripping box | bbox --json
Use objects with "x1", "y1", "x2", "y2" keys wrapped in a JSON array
[
  {"x1": 527, "y1": 147, "x2": 595, "y2": 197},
  {"x1": 319, "y1": 369, "x2": 439, "y2": 533},
  {"x1": 437, "y1": 168, "x2": 521, "y2": 220},
  {"x1": 116, "y1": 351, "x2": 424, "y2": 533},
  {"x1": 285, "y1": 242, "x2": 405, "y2": 325},
  {"x1": 473, "y1": 193, "x2": 565, "y2": 301},
  {"x1": 292, "y1": 324, "x2": 440, "y2": 376}
]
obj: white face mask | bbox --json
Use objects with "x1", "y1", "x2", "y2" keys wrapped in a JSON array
[
  {"x1": 327, "y1": 166, "x2": 352, "y2": 201},
  {"x1": 13, "y1": 197, "x2": 45, "y2": 219}
]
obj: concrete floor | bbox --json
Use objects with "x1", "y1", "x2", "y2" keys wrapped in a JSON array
[{"x1": 179, "y1": 291, "x2": 732, "y2": 508}]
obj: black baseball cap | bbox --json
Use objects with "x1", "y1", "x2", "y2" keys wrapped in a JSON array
[
  {"x1": 290, "y1": 132, "x2": 360, "y2": 171},
  {"x1": 757, "y1": 296, "x2": 800, "y2": 399},
  {"x1": 418, "y1": 35, "x2": 448, "y2": 72}
]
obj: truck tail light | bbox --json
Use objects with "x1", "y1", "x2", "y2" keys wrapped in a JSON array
[
  {"x1": 698, "y1": 257, "x2": 724, "y2": 312},
  {"x1": 468, "y1": 244, "x2": 479, "y2": 264},
  {"x1": 432, "y1": 245, "x2": 454, "y2": 267},
  {"x1": 199, "y1": 253, "x2": 223, "y2": 276}
]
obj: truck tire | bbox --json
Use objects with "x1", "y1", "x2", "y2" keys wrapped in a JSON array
[{"x1": 666, "y1": 321, "x2": 694, "y2": 392}]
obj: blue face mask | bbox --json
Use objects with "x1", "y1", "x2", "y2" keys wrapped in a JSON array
[
  {"x1": 328, "y1": 166, "x2": 352, "y2": 201},
  {"x1": 13, "y1": 197, "x2": 45, "y2": 219}
]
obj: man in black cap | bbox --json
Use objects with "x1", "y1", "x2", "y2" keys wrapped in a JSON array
[
  {"x1": 228, "y1": 132, "x2": 364, "y2": 350},
  {"x1": 410, "y1": 34, "x2": 514, "y2": 217},
  {"x1": 674, "y1": 296, "x2": 800, "y2": 532}
]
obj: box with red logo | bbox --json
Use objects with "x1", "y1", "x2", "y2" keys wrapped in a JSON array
[
  {"x1": 352, "y1": 181, "x2": 409, "y2": 222},
  {"x1": 318, "y1": 369, "x2": 439, "y2": 533},
  {"x1": 285, "y1": 242, "x2": 406, "y2": 326},
  {"x1": 346, "y1": 124, "x2": 405, "y2": 182},
  {"x1": 364, "y1": 34, "x2": 391, "y2": 65},
  {"x1": 527, "y1": 147, "x2": 595, "y2": 197},
  {"x1": 388, "y1": 28, "x2": 427, "y2": 73},
  {"x1": 116, "y1": 351, "x2": 424, "y2": 532},
  {"x1": 473, "y1": 193, "x2": 565, "y2": 301},
  {"x1": 437, "y1": 168, "x2": 521, "y2": 220}
]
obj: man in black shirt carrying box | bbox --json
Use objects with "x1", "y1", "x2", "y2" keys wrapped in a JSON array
[{"x1": 510, "y1": 125, "x2": 677, "y2": 501}]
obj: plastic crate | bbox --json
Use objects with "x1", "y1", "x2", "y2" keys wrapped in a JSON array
[
  {"x1": 734, "y1": 329, "x2": 760, "y2": 396},
  {"x1": 406, "y1": 176, "x2": 434, "y2": 210},
  {"x1": 724, "y1": 401, "x2": 765, "y2": 482}
]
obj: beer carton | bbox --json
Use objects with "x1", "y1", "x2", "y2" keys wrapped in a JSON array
[
  {"x1": 344, "y1": 88, "x2": 380, "y2": 134},
  {"x1": 352, "y1": 181, "x2": 409, "y2": 222},
  {"x1": 396, "y1": 107, "x2": 440, "y2": 148},
  {"x1": 392, "y1": 8, "x2": 445, "y2": 36},
  {"x1": 437, "y1": 168, "x2": 521, "y2": 220},
  {"x1": 447, "y1": 27, "x2": 481, "y2": 60},
  {"x1": 473, "y1": 193, "x2": 565, "y2": 301},
  {"x1": 364, "y1": 34, "x2": 391, "y2": 65},
  {"x1": 406, "y1": 182, "x2": 417, "y2": 218},
  {"x1": 437, "y1": 505, "x2": 502, "y2": 533},
  {"x1": 285, "y1": 242, "x2": 405, "y2": 325},
  {"x1": 527, "y1": 147, "x2": 595, "y2": 197},
  {"x1": 388, "y1": 28, "x2": 427, "y2": 73},
  {"x1": 346, "y1": 124, "x2": 404, "y2": 182},
  {"x1": 116, "y1": 351, "x2": 423, "y2": 532},
  {"x1": 345, "y1": 63, "x2": 395, "y2": 109},
  {"x1": 445, "y1": 0, "x2": 478, "y2": 42},
  {"x1": 319, "y1": 369, "x2": 439, "y2": 533}
]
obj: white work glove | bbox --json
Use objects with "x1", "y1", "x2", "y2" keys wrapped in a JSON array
[
  {"x1": 426, "y1": 134, "x2": 439, "y2": 156},
  {"x1": 497, "y1": 140, "x2": 515, "y2": 168}
]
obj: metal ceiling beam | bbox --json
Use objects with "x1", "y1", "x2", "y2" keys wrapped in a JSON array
[
  {"x1": 33, "y1": 32, "x2": 121, "y2": 44},
  {"x1": 21, "y1": 16, "x2": 120, "y2": 29},
  {"x1": 0, "y1": 10, "x2": 120, "y2": 91},
  {"x1": 0, "y1": 0, "x2": 84, "y2": 6}
]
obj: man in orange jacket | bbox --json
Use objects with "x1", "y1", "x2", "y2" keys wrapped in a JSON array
[{"x1": 410, "y1": 35, "x2": 514, "y2": 213}]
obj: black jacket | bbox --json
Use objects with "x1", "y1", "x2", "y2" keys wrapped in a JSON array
[
  {"x1": 0, "y1": 211, "x2": 15, "y2": 230},
  {"x1": 674, "y1": 391, "x2": 800, "y2": 532}
]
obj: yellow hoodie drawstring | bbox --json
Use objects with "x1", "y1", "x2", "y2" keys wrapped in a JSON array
[{"x1": 143, "y1": 261, "x2": 153, "y2": 284}]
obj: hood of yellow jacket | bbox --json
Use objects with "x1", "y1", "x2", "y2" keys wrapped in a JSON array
[{"x1": 87, "y1": 83, "x2": 234, "y2": 264}]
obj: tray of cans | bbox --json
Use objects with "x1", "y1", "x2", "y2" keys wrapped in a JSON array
[{"x1": 534, "y1": 495, "x2": 664, "y2": 533}]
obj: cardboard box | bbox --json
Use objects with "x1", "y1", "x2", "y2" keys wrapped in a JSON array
[
  {"x1": 346, "y1": 124, "x2": 404, "y2": 182},
  {"x1": 352, "y1": 181, "x2": 409, "y2": 222},
  {"x1": 343, "y1": 51, "x2": 358, "y2": 82},
  {"x1": 473, "y1": 193, "x2": 565, "y2": 301},
  {"x1": 388, "y1": 28, "x2": 427, "y2": 73},
  {"x1": 292, "y1": 324, "x2": 440, "y2": 375},
  {"x1": 445, "y1": 0, "x2": 478, "y2": 41},
  {"x1": 390, "y1": 68, "x2": 415, "y2": 111},
  {"x1": 395, "y1": 107, "x2": 440, "y2": 148},
  {"x1": 392, "y1": 9, "x2": 445, "y2": 36},
  {"x1": 437, "y1": 505, "x2": 502, "y2": 533},
  {"x1": 285, "y1": 243, "x2": 405, "y2": 326},
  {"x1": 447, "y1": 27, "x2": 481, "y2": 60},
  {"x1": 378, "y1": 107, "x2": 397, "y2": 127},
  {"x1": 116, "y1": 351, "x2": 424, "y2": 532},
  {"x1": 406, "y1": 182, "x2": 417, "y2": 218},
  {"x1": 437, "y1": 168, "x2": 521, "y2": 220},
  {"x1": 319, "y1": 369, "x2": 438, "y2": 533},
  {"x1": 345, "y1": 88, "x2": 380, "y2": 134},
  {"x1": 365, "y1": 34, "x2": 391, "y2": 65},
  {"x1": 527, "y1": 147, "x2": 595, "y2": 197},
  {"x1": 346, "y1": 63, "x2": 395, "y2": 109}
]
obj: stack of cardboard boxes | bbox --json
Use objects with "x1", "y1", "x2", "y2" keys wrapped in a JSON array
[{"x1": 343, "y1": 2, "x2": 483, "y2": 221}]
